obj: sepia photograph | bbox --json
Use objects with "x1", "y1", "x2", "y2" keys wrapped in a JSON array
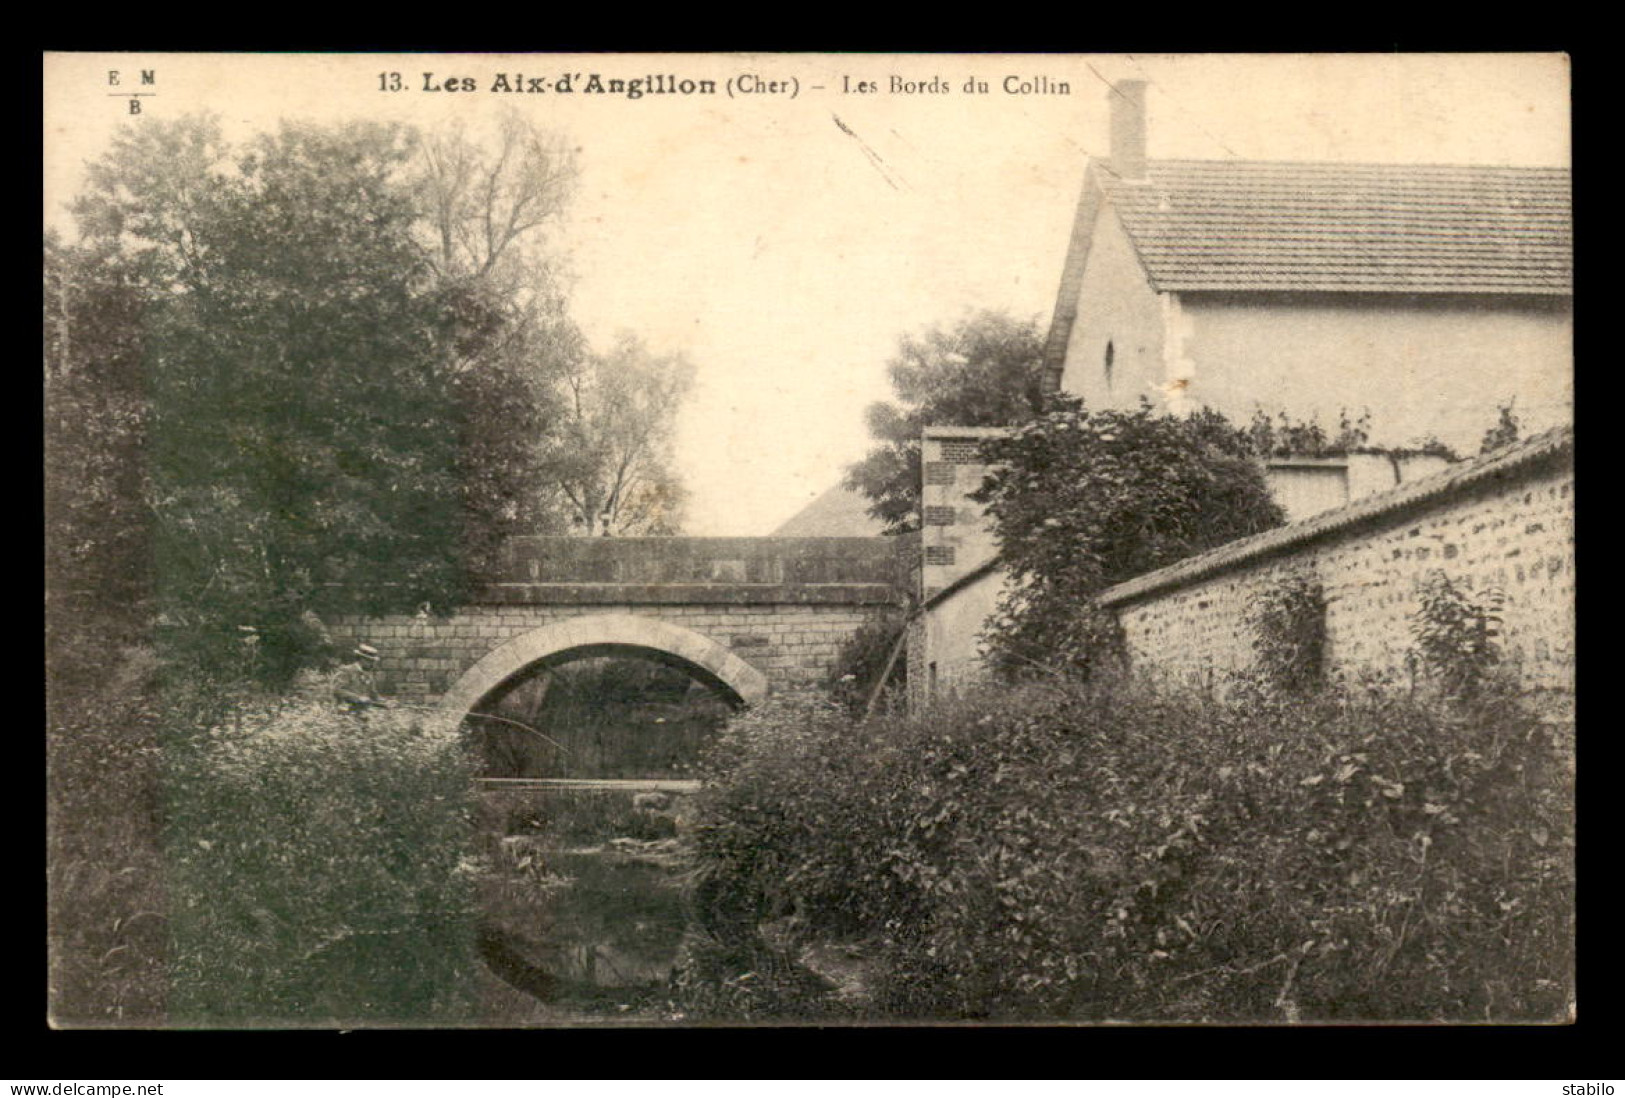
[{"x1": 43, "y1": 52, "x2": 1573, "y2": 1029}]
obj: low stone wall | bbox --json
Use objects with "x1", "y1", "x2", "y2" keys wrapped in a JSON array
[
  {"x1": 1097, "y1": 427, "x2": 1574, "y2": 713},
  {"x1": 330, "y1": 602, "x2": 895, "y2": 705}
]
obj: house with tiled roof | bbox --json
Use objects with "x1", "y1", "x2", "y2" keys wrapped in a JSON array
[
  {"x1": 910, "y1": 80, "x2": 1574, "y2": 704},
  {"x1": 1046, "y1": 80, "x2": 1572, "y2": 481}
]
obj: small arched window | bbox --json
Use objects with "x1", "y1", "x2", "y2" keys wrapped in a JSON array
[{"x1": 1103, "y1": 340, "x2": 1115, "y2": 391}]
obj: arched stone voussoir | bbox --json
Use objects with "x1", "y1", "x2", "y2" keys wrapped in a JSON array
[{"x1": 437, "y1": 612, "x2": 769, "y2": 722}]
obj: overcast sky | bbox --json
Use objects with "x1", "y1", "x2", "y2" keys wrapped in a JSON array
[{"x1": 44, "y1": 53, "x2": 1570, "y2": 535}]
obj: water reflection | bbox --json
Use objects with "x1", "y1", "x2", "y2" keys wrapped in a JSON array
[
  {"x1": 473, "y1": 656, "x2": 723, "y2": 1005},
  {"x1": 479, "y1": 792, "x2": 693, "y2": 1000},
  {"x1": 537, "y1": 850, "x2": 687, "y2": 987}
]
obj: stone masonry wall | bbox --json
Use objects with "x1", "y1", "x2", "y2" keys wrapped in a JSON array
[
  {"x1": 920, "y1": 426, "x2": 1007, "y2": 602},
  {"x1": 1098, "y1": 427, "x2": 1574, "y2": 715},
  {"x1": 329, "y1": 602, "x2": 895, "y2": 705}
]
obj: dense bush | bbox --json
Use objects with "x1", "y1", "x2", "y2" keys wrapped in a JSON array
[
  {"x1": 164, "y1": 701, "x2": 482, "y2": 1025},
  {"x1": 678, "y1": 681, "x2": 1573, "y2": 1022},
  {"x1": 1409, "y1": 572, "x2": 1508, "y2": 703},
  {"x1": 825, "y1": 620, "x2": 908, "y2": 716},
  {"x1": 1251, "y1": 572, "x2": 1328, "y2": 694},
  {"x1": 974, "y1": 399, "x2": 1285, "y2": 679},
  {"x1": 47, "y1": 646, "x2": 173, "y2": 1026}
]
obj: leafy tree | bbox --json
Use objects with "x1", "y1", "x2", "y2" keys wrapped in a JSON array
[
  {"x1": 44, "y1": 234, "x2": 155, "y2": 680},
  {"x1": 410, "y1": 113, "x2": 585, "y2": 550},
  {"x1": 406, "y1": 114, "x2": 587, "y2": 555},
  {"x1": 844, "y1": 310, "x2": 1048, "y2": 533},
  {"x1": 542, "y1": 332, "x2": 696, "y2": 535},
  {"x1": 69, "y1": 113, "x2": 233, "y2": 294},
  {"x1": 49, "y1": 115, "x2": 235, "y2": 675},
  {"x1": 434, "y1": 264, "x2": 585, "y2": 560},
  {"x1": 57, "y1": 115, "x2": 580, "y2": 680},
  {"x1": 973, "y1": 398, "x2": 1286, "y2": 679},
  {"x1": 45, "y1": 111, "x2": 588, "y2": 1024},
  {"x1": 150, "y1": 121, "x2": 472, "y2": 675}
]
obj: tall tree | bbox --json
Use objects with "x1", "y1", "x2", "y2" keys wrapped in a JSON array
[
  {"x1": 542, "y1": 333, "x2": 695, "y2": 536},
  {"x1": 440, "y1": 270, "x2": 585, "y2": 554},
  {"x1": 69, "y1": 113, "x2": 232, "y2": 294},
  {"x1": 413, "y1": 112, "x2": 578, "y2": 285},
  {"x1": 50, "y1": 114, "x2": 234, "y2": 672},
  {"x1": 57, "y1": 115, "x2": 580, "y2": 679},
  {"x1": 44, "y1": 233, "x2": 154, "y2": 671},
  {"x1": 161, "y1": 121, "x2": 468, "y2": 671},
  {"x1": 411, "y1": 113, "x2": 584, "y2": 553},
  {"x1": 844, "y1": 310, "x2": 1048, "y2": 533}
]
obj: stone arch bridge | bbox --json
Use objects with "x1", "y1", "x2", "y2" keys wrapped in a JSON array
[{"x1": 329, "y1": 536, "x2": 912, "y2": 721}]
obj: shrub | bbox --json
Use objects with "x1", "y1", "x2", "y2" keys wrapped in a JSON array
[
  {"x1": 1246, "y1": 408, "x2": 1372, "y2": 459},
  {"x1": 1409, "y1": 572, "x2": 1508, "y2": 702},
  {"x1": 1481, "y1": 402, "x2": 1522, "y2": 455},
  {"x1": 679, "y1": 680, "x2": 1573, "y2": 1023},
  {"x1": 163, "y1": 700, "x2": 482, "y2": 1025},
  {"x1": 1243, "y1": 408, "x2": 1460, "y2": 463},
  {"x1": 973, "y1": 399, "x2": 1284, "y2": 679},
  {"x1": 979, "y1": 597, "x2": 1127, "y2": 686},
  {"x1": 47, "y1": 646, "x2": 171, "y2": 1026},
  {"x1": 1251, "y1": 571, "x2": 1328, "y2": 694},
  {"x1": 674, "y1": 693, "x2": 928, "y2": 1018},
  {"x1": 825, "y1": 620, "x2": 908, "y2": 715},
  {"x1": 670, "y1": 929, "x2": 839, "y2": 1022}
]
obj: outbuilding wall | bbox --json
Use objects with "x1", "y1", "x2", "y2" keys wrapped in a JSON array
[{"x1": 1098, "y1": 427, "x2": 1574, "y2": 715}]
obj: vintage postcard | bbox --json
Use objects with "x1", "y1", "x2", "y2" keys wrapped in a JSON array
[{"x1": 45, "y1": 52, "x2": 1572, "y2": 1029}]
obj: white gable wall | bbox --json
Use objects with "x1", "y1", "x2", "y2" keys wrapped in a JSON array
[
  {"x1": 1058, "y1": 203, "x2": 1167, "y2": 407},
  {"x1": 1178, "y1": 292, "x2": 1573, "y2": 455}
]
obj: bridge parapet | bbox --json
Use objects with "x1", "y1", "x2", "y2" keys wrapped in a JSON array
[{"x1": 483, "y1": 536, "x2": 912, "y2": 605}]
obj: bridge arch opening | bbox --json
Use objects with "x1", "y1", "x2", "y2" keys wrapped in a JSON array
[
  {"x1": 438, "y1": 613, "x2": 769, "y2": 729},
  {"x1": 445, "y1": 615, "x2": 767, "y2": 997}
]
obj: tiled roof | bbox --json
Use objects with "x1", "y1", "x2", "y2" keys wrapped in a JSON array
[{"x1": 1102, "y1": 160, "x2": 1572, "y2": 295}]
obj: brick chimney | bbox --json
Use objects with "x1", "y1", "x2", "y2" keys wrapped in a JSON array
[{"x1": 1109, "y1": 79, "x2": 1148, "y2": 181}]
